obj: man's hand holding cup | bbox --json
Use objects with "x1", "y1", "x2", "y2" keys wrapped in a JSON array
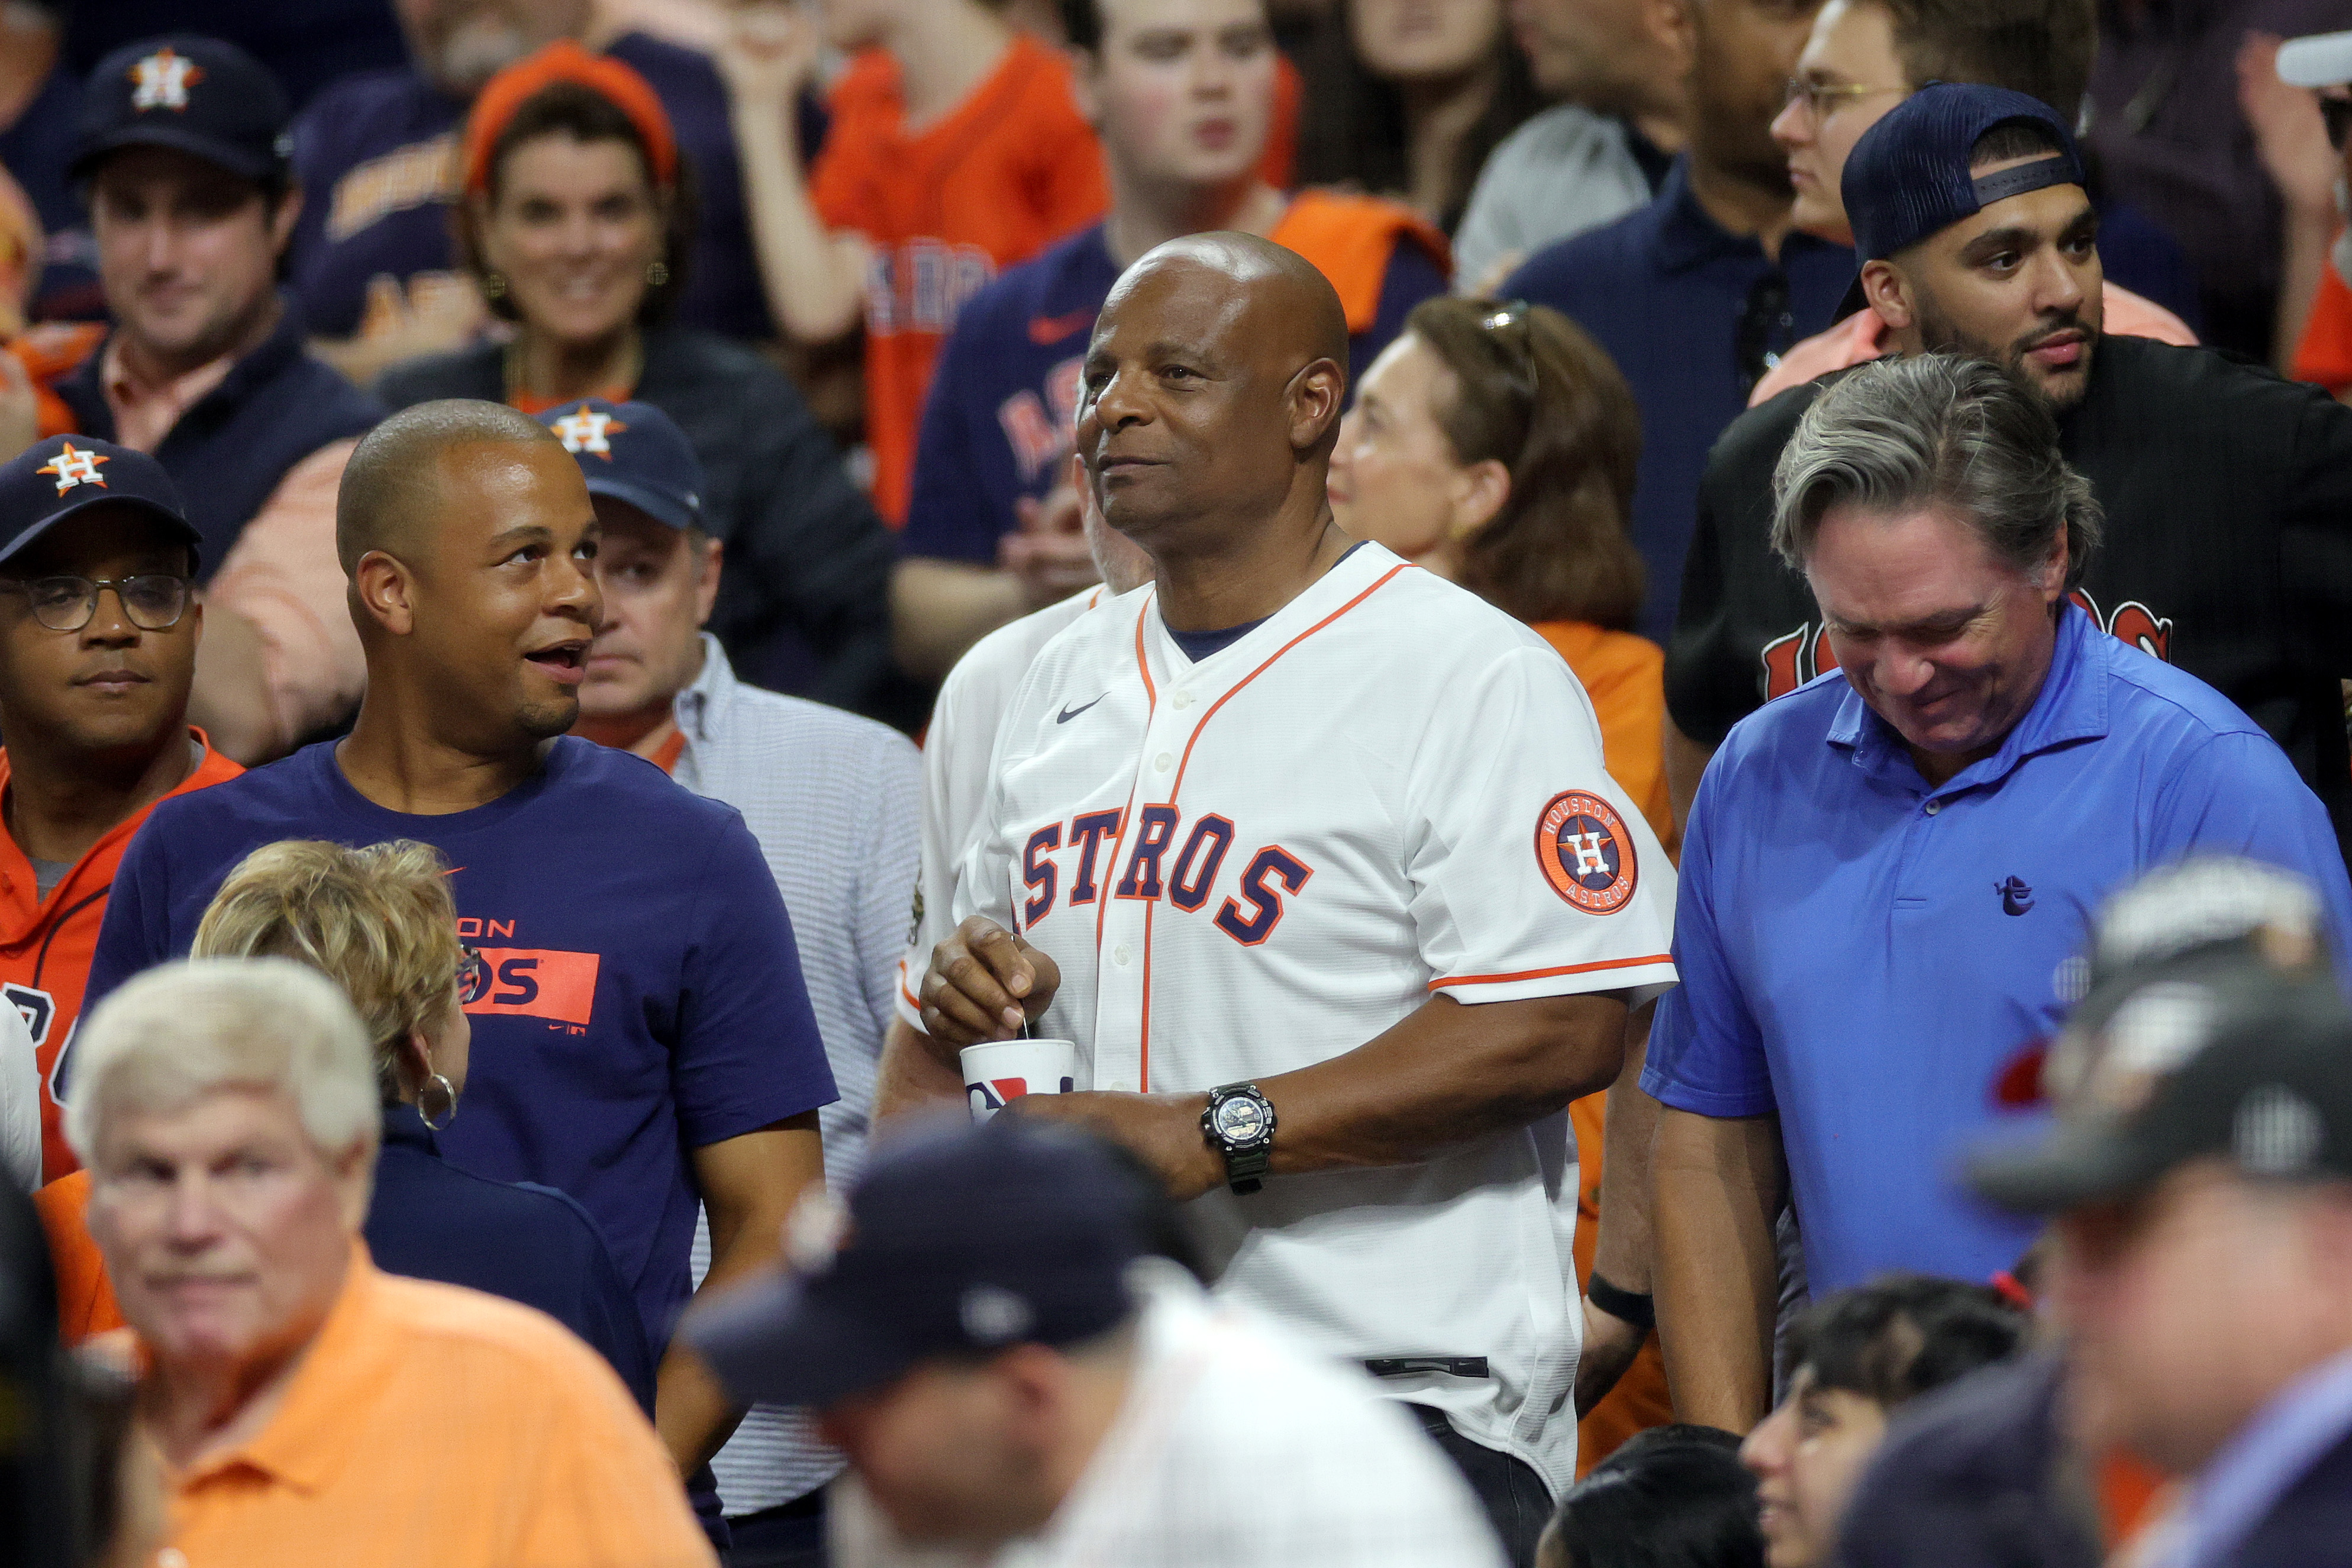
[{"x1": 919, "y1": 915, "x2": 1063, "y2": 1047}]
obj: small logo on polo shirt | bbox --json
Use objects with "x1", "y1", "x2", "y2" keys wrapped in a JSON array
[
  {"x1": 128, "y1": 48, "x2": 204, "y2": 112},
  {"x1": 1537, "y1": 791, "x2": 1638, "y2": 914},
  {"x1": 1997, "y1": 876, "x2": 2035, "y2": 917},
  {"x1": 551, "y1": 408, "x2": 625, "y2": 458},
  {"x1": 36, "y1": 442, "x2": 108, "y2": 494},
  {"x1": 1028, "y1": 309, "x2": 1095, "y2": 345},
  {"x1": 1056, "y1": 693, "x2": 1106, "y2": 724}
]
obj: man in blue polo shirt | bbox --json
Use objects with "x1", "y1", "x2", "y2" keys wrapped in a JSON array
[
  {"x1": 84, "y1": 399, "x2": 834, "y2": 1542},
  {"x1": 1643, "y1": 352, "x2": 2352, "y2": 1435},
  {"x1": 1504, "y1": 0, "x2": 1847, "y2": 644},
  {"x1": 889, "y1": 0, "x2": 1447, "y2": 680}
]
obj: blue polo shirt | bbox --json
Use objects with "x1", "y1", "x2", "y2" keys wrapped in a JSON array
[
  {"x1": 901, "y1": 219, "x2": 1445, "y2": 565},
  {"x1": 1502, "y1": 159, "x2": 1852, "y2": 643},
  {"x1": 86, "y1": 736, "x2": 838, "y2": 1346},
  {"x1": 1644, "y1": 605, "x2": 2352, "y2": 1293}
]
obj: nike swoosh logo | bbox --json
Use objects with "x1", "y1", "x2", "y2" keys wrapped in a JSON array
[
  {"x1": 1028, "y1": 308, "x2": 1096, "y2": 344},
  {"x1": 1057, "y1": 693, "x2": 1106, "y2": 724}
]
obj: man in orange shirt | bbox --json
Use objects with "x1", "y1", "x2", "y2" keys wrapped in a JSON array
[
  {"x1": 0, "y1": 434, "x2": 240, "y2": 1184},
  {"x1": 719, "y1": 0, "x2": 1108, "y2": 525},
  {"x1": 70, "y1": 957, "x2": 713, "y2": 1568},
  {"x1": 1747, "y1": 0, "x2": 2195, "y2": 409}
]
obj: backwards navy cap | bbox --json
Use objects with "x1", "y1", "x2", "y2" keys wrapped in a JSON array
[
  {"x1": 0, "y1": 437, "x2": 201, "y2": 571},
  {"x1": 685, "y1": 1118, "x2": 1153, "y2": 1410},
  {"x1": 1842, "y1": 82, "x2": 2086, "y2": 262},
  {"x1": 539, "y1": 399, "x2": 705, "y2": 533},
  {"x1": 72, "y1": 36, "x2": 292, "y2": 186}
]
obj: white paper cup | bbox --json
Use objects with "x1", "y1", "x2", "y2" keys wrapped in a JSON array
[{"x1": 960, "y1": 1038, "x2": 1078, "y2": 1122}]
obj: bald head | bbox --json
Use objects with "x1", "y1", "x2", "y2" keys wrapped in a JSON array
[
  {"x1": 1110, "y1": 232, "x2": 1350, "y2": 378},
  {"x1": 1076, "y1": 233, "x2": 1351, "y2": 558},
  {"x1": 337, "y1": 400, "x2": 564, "y2": 574}
]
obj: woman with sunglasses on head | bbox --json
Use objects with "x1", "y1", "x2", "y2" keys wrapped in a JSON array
[
  {"x1": 37, "y1": 838, "x2": 655, "y2": 1418},
  {"x1": 1328, "y1": 295, "x2": 1677, "y2": 1476}
]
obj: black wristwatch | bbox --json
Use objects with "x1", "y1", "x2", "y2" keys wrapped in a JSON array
[{"x1": 1201, "y1": 1081, "x2": 1277, "y2": 1194}]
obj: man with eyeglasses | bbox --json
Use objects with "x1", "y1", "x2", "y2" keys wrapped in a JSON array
[
  {"x1": 1661, "y1": 83, "x2": 2352, "y2": 867},
  {"x1": 1748, "y1": 0, "x2": 2199, "y2": 410},
  {"x1": 1504, "y1": 0, "x2": 1846, "y2": 646},
  {"x1": 0, "y1": 435, "x2": 241, "y2": 1183}
]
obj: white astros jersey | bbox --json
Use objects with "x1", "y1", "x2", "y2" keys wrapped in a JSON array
[
  {"x1": 896, "y1": 588, "x2": 1109, "y2": 1021},
  {"x1": 952, "y1": 541, "x2": 1678, "y2": 1493}
]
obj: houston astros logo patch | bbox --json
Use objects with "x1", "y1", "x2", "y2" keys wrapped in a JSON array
[
  {"x1": 129, "y1": 49, "x2": 204, "y2": 111},
  {"x1": 1537, "y1": 791, "x2": 1637, "y2": 913},
  {"x1": 36, "y1": 442, "x2": 109, "y2": 495},
  {"x1": 552, "y1": 408, "x2": 625, "y2": 457}
]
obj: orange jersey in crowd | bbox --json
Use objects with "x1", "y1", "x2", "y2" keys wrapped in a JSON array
[
  {"x1": 814, "y1": 35, "x2": 1109, "y2": 525},
  {"x1": 8, "y1": 321, "x2": 109, "y2": 444},
  {"x1": 35, "y1": 1169, "x2": 117, "y2": 1344},
  {"x1": 1, "y1": 734, "x2": 244, "y2": 1181},
  {"x1": 2294, "y1": 256, "x2": 2352, "y2": 393}
]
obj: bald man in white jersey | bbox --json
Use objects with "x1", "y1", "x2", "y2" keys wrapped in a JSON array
[{"x1": 909, "y1": 234, "x2": 1678, "y2": 1567}]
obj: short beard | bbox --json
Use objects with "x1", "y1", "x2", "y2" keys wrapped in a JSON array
[
  {"x1": 515, "y1": 692, "x2": 580, "y2": 741},
  {"x1": 1913, "y1": 289, "x2": 2097, "y2": 412}
]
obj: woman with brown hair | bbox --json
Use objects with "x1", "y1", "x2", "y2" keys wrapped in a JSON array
[
  {"x1": 1328, "y1": 293, "x2": 1668, "y2": 846},
  {"x1": 373, "y1": 42, "x2": 901, "y2": 720}
]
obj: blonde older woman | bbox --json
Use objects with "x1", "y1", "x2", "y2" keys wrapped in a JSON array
[{"x1": 69, "y1": 958, "x2": 714, "y2": 1568}]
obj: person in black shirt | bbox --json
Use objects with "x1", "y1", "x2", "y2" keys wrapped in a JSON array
[{"x1": 1666, "y1": 84, "x2": 2352, "y2": 860}]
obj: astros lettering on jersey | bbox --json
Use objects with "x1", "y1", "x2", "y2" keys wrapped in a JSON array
[{"x1": 948, "y1": 541, "x2": 1677, "y2": 1492}]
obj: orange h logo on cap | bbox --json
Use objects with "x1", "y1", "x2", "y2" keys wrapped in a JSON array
[{"x1": 35, "y1": 443, "x2": 109, "y2": 495}]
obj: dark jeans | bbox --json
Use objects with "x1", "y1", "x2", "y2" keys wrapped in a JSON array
[
  {"x1": 1406, "y1": 1405, "x2": 1553, "y2": 1568},
  {"x1": 723, "y1": 1492, "x2": 827, "y2": 1568}
]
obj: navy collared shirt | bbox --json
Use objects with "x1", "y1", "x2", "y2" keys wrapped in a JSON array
[
  {"x1": 1645, "y1": 606, "x2": 2352, "y2": 1293},
  {"x1": 364, "y1": 1102, "x2": 655, "y2": 1411},
  {"x1": 1504, "y1": 159, "x2": 1853, "y2": 642}
]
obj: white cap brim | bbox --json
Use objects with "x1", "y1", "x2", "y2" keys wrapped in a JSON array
[{"x1": 2279, "y1": 31, "x2": 2352, "y2": 88}]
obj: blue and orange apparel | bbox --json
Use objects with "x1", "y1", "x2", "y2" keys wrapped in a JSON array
[
  {"x1": 811, "y1": 34, "x2": 1111, "y2": 527},
  {"x1": 899, "y1": 190, "x2": 1449, "y2": 566},
  {"x1": 85, "y1": 735, "x2": 838, "y2": 1346}
]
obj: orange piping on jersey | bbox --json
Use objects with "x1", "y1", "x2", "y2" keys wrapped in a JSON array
[
  {"x1": 899, "y1": 968, "x2": 922, "y2": 1015},
  {"x1": 1093, "y1": 595, "x2": 1161, "y2": 955},
  {"x1": 1167, "y1": 566, "x2": 1409, "y2": 799},
  {"x1": 1133, "y1": 564, "x2": 1409, "y2": 1093},
  {"x1": 1428, "y1": 954, "x2": 1674, "y2": 991}
]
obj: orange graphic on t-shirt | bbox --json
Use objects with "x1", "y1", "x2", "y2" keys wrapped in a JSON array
[{"x1": 461, "y1": 947, "x2": 599, "y2": 1027}]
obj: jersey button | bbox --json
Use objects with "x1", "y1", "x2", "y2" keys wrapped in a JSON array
[
  {"x1": 1172, "y1": 690, "x2": 1193, "y2": 709},
  {"x1": 1114, "y1": 944, "x2": 1132, "y2": 966},
  {"x1": 1924, "y1": 799, "x2": 1942, "y2": 815},
  {"x1": 1156, "y1": 752, "x2": 1173, "y2": 772}
]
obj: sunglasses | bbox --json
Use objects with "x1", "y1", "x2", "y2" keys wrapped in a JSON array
[
  {"x1": 1735, "y1": 273, "x2": 1795, "y2": 392},
  {"x1": 1478, "y1": 298, "x2": 1538, "y2": 402}
]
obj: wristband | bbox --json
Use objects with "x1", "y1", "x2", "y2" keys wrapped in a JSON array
[{"x1": 1588, "y1": 1272, "x2": 1656, "y2": 1332}]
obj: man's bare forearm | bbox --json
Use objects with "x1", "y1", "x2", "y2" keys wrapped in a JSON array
[
  {"x1": 1258, "y1": 992, "x2": 1628, "y2": 1175},
  {"x1": 1651, "y1": 1105, "x2": 1784, "y2": 1433},
  {"x1": 1575, "y1": 1001, "x2": 1658, "y2": 1414},
  {"x1": 874, "y1": 1016, "x2": 967, "y2": 1124},
  {"x1": 891, "y1": 559, "x2": 1030, "y2": 680}
]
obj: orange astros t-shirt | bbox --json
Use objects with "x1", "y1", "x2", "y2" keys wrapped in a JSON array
[
  {"x1": 1, "y1": 734, "x2": 243, "y2": 1182},
  {"x1": 813, "y1": 35, "x2": 1108, "y2": 525}
]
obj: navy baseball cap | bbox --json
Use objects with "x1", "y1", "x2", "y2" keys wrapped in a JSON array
[
  {"x1": 539, "y1": 399, "x2": 705, "y2": 533},
  {"x1": 685, "y1": 1118, "x2": 1153, "y2": 1410},
  {"x1": 72, "y1": 37, "x2": 292, "y2": 186},
  {"x1": 0, "y1": 437, "x2": 201, "y2": 572},
  {"x1": 1843, "y1": 83, "x2": 2088, "y2": 262},
  {"x1": 1972, "y1": 971, "x2": 2352, "y2": 1216}
]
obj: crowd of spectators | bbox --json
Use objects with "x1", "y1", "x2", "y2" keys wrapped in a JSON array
[{"x1": 5, "y1": 1, "x2": 2352, "y2": 1566}]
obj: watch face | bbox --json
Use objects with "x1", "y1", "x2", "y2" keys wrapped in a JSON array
[{"x1": 1212, "y1": 1093, "x2": 1270, "y2": 1144}]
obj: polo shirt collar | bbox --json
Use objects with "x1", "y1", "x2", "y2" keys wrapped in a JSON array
[
  {"x1": 63, "y1": 290, "x2": 309, "y2": 442},
  {"x1": 1647, "y1": 157, "x2": 1847, "y2": 276},
  {"x1": 179, "y1": 1243, "x2": 393, "y2": 1496},
  {"x1": 1827, "y1": 602, "x2": 2109, "y2": 795},
  {"x1": 671, "y1": 632, "x2": 740, "y2": 751}
]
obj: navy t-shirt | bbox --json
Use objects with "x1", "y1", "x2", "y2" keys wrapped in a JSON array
[
  {"x1": 900, "y1": 219, "x2": 1447, "y2": 565},
  {"x1": 286, "y1": 33, "x2": 804, "y2": 344},
  {"x1": 86, "y1": 735, "x2": 837, "y2": 1345}
]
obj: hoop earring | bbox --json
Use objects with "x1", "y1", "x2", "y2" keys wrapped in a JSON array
[
  {"x1": 644, "y1": 257, "x2": 670, "y2": 288},
  {"x1": 481, "y1": 270, "x2": 508, "y2": 301},
  {"x1": 419, "y1": 1073, "x2": 459, "y2": 1131}
]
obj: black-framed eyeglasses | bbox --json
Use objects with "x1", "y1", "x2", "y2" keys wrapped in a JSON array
[
  {"x1": 1478, "y1": 298, "x2": 1539, "y2": 402},
  {"x1": 1735, "y1": 272, "x2": 1795, "y2": 393},
  {"x1": 0, "y1": 574, "x2": 194, "y2": 633},
  {"x1": 2323, "y1": 94, "x2": 2352, "y2": 151}
]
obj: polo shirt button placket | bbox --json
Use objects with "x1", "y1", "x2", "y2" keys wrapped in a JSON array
[{"x1": 1924, "y1": 799, "x2": 1942, "y2": 816}]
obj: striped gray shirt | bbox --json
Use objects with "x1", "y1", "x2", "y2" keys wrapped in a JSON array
[{"x1": 676, "y1": 636, "x2": 922, "y2": 1514}]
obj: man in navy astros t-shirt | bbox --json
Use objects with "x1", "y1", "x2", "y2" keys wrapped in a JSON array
[{"x1": 85, "y1": 400, "x2": 834, "y2": 1514}]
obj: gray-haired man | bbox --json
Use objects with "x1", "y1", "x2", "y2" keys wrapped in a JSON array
[{"x1": 1632, "y1": 353, "x2": 2352, "y2": 1432}]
